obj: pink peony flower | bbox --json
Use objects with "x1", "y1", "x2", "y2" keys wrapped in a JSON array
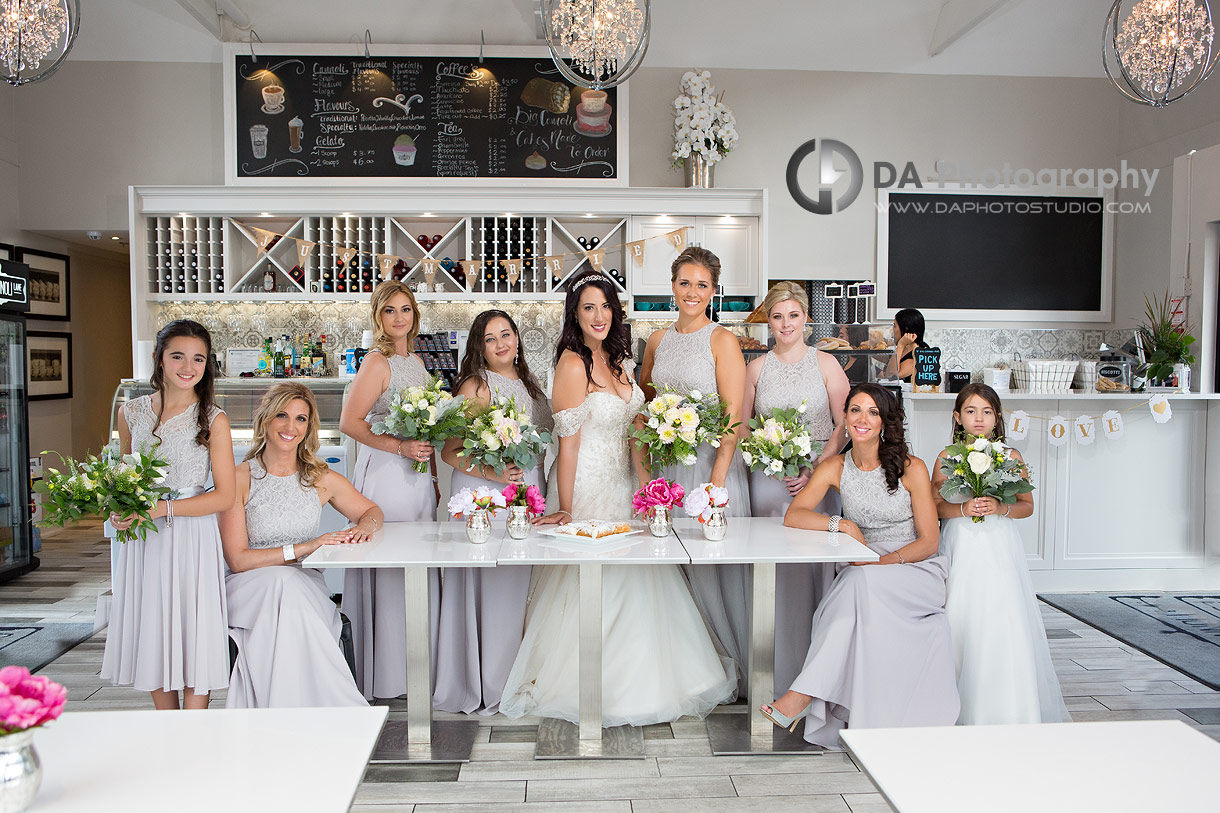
[
  {"x1": 524, "y1": 485, "x2": 547, "y2": 515},
  {"x1": 501, "y1": 482, "x2": 519, "y2": 504},
  {"x1": 0, "y1": 666, "x2": 66, "y2": 733}
]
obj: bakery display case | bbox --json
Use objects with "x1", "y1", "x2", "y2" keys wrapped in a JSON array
[{"x1": 736, "y1": 322, "x2": 896, "y2": 385}]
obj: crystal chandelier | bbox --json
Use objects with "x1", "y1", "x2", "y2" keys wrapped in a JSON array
[
  {"x1": 1104, "y1": 0, "x2": 1219, "y2": 107},
  {"x1": 542, "y1": 0, "x2": 650, "y2": 90},
  {"x1": 1, "y1": 0, "x2": 80, "y2": 86}
]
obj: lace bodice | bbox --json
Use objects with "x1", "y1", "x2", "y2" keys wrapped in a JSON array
[
  {"x1": 244, "y1": 460, "x2": 323, "y2": 549},
  {"x1": 124, "y1": 395, "x2": 221, "y2": 491},
  {"x1": 485, "y1": 370, "x2": 553, "y2": 434},
  {"x1": 754, "y1": 348, "x2": 835, "y2": 441},
  {"x1": 551, "y1": 382, "x2": 645, "y2": 522},
  {"x1": 650, "y1": 323, "x2": 718, "y2": 395},
  {"x1": 365, "y1": 351, "x2": 429, "y2": 424},
  {"x1": 839, "y1": 450, "x2": 916, "y2": 555}
]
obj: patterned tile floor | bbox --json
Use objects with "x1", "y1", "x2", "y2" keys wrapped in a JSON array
[{"x1": 5, "y1": 522, "x2": 1218, "y2": 812}]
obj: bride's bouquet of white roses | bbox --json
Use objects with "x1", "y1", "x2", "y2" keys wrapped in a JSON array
[
  {"x1": 370, "y1": 375, "x2": 467, "y2": 473},
  {"x1": 938, "y1": 435, "x2": 1034, "y2": 523},
  {"x1": 739, "y1": 401, "x2": 823, "y2": 479},
  {"x1": 458, "y1": 395, "x2": 552, "y2": 477},
  {"x1": 633, "y1": 387, "x2": 738, "y2": 473}
]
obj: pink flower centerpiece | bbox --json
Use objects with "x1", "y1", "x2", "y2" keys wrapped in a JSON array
[
  {"x1": 502, "y1": 483, "x2": 547, "y2": 515},
  {"x1": 0, "y1": 667, "x2": 66, "y2": 735},
  {"x1": 633, "y1": 478, "x2": 685, "y2": 537}
]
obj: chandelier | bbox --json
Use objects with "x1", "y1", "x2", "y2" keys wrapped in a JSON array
[
  {"x1": 1103, "y1": 0, "x2": 1219, "y2": 107},
  {"x1": 1, "y1": 0, "x2": 80, "y2": 86},
  {"x1": 542, "y1": 0, "x2": 650, "y2": 90}
]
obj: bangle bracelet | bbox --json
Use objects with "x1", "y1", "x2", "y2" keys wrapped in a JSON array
[
  {"x1": 828, "y1": 514, "x2": 841, "y2": 533},
  {"x1": 165, "y1": 499, "x2": 174, "y2": 528},
  {"x1": 557, "y1": 509, "x2": 572, "y2": 518},
  {"x1": 396, "y1": 441, "x2": 405, "y2": 458},
  {"x1": 896, "y1": 550, "x2": 906, "y2": 564},
  {"x1": 960, "y1": 503, "x2": 966, "y2": 518},
  {"x1": 282, "y1": 544, "x2": 295, "y2": 562},
  {"x1": 1003, "y1": 503, "x2": 1012, "y2": 517}
]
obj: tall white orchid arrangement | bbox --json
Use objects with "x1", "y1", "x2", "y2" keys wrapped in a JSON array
[{"x1": 671, "y1": 70, "x2": 738, "y2": 167}]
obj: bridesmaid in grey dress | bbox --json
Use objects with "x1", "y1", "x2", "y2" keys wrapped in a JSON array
[
  {"x1": 339, "y1": 281, "x2": 442, "y2": 701},
  {"x1": 435, "y1": 309, "x2": 552, "y2": 714},
  {"x1": 640, "y1": 246, "x2": 750, "y2": 684},
  {"x1": 741, "y1": 282, "x2": 850, "y2": 692},
  {"x1": 102, "y1": 320, "x2": 235, "y2": 710},
  {"x1": 222, "y1": 384, "x2": 379, "y2": 708},
  {"x1": 761, "y1": 383, "x2": 959, "y2": 748}
]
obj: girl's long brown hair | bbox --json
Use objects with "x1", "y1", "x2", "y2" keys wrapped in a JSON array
[
  {"x1": 150, "y1": 319, "x2": 216, "y2": 448},
  {"x1": 370, "y1": 280, "x2": 420, "y2": 358},
  {"x1": 950, "y1": 383, "x2": 1007, "y2": 443},
  {"x1": 245, "y1": 383, "x2": 329, "y2": 488},
  {"x1": 457, "y1": 309, "x2": 545, "y2": 402}
]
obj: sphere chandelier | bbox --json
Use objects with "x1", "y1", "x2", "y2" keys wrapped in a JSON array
[
  {"x1": 1, "y1": 0, "x2": 80, "y2": 87},
  {"x1": 1103, "y1": 0, "x2": 1219, "y2": 107},
  {"x1": 541, "y1": 0, "x2": 650, "y2": 90}
]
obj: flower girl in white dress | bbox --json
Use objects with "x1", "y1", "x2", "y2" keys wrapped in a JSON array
[{"x1": 932, "y1": 383, "x2": 1069, "y2": 725}]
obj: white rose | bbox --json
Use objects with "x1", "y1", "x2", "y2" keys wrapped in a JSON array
[
  {"x1": 689, "y1": 390, "x2": 702, "y2": 401},
  {"x1": 797, "y1": 401, "x2": 808, "y2": 414},
  {"x1": 769, "y1": 459, "x2": 783, "y2": 474},
  {"x1": 967, "y1": 451, "x2": 992, "y2": 475},
  {"x1": 742, "y1": 451, "x2": 754, "y2": 467},
  {"x1": 993, "y1": 440, "x2": 1006, "y2": 452},
  {"x1": 648, "y1": 417, "x2": 660, "y2": 429},
  {"x1": 682, "y1": 454, "x2": 697, "y2": 466},
  {"x1": 971, "y1": 437, "x2": 988, "y2": 451}
]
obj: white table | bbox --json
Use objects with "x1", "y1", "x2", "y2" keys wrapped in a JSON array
[
  {"x1": 497, "y1": 523, "x2": 691, "y2": 759},
  {"x1": 304, "y1": 521, "x2": 499, "y2": 763},
  {"x1": 673, "y1": 516, "x2": 877, "y2": 756},
  {"x1": 841, "y1": 720, "x2": 1220, "y2": 813},
  {"x1": 32, "y1": 707, "x2": 388, "y2": 812}
]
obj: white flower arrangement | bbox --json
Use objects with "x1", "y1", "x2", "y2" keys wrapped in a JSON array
[{"x1": 671, "y1": 70, "x2": 738, "y2": 167}]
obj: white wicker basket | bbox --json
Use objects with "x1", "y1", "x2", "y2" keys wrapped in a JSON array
[
  {"x1": 1073, "y1": 360, "x2": 1098, "y2": 391},
  {"x1": 1011, "y1": 359, "x2": 1079, "y2": 393}
]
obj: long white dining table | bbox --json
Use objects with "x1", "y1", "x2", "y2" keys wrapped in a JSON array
[
  {"x1": 304, "y1": 516, "x2": 875, "y2": 762},
  {"x1": 672, "y1": 516, "x2": 877, "y2": 755}
]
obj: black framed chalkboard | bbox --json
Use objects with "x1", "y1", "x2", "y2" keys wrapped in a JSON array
[
  {"x1": 231, "y1": 52, "x2": 620, "y2": 181},
  {"x1": 880, "y1": 191, "x2": 1109, "y2": 320},
  {"x1": 913, "y1": 347, "x2": 942, "y2": 388}
]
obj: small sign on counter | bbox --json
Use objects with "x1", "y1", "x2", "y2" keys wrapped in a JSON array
[{"x1": 913, "y1": 347, "x2": 942, "y2": 393}]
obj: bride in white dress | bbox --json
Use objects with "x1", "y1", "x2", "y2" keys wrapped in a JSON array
[{"x1": 498, "y1": 272, "x2": 736, "y2": 727}]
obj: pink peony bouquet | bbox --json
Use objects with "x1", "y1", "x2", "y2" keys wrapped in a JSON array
[
  {"x1": 447, "y1": 486, "x2": 507, "y2": 519},
  {"x1": 683, "y1": 482, "x2": 729, "y2": 523},
  {"x1": 0, "y1": 666, "x2": 67, "y2": 735},
  {"x1": 632, "y1": 477, "x2": 685, "y2": 517},
  {"x1": 502, "y1": 482, "x2": 547, "y2": 516}
]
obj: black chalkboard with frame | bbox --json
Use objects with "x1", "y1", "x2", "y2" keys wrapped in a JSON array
[
  {"x1": 233, "y1": 53, "x2": 619, "y2": 180},
  {"x1": 913, "y1": 346, "x2": 942, "y2": 388}
]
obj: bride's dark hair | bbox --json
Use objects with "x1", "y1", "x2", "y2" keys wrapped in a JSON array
[
  {"x1": 555, "y1": 271, "x2": 631, "y2": 385},
  {"x1": 846, "y1": 383, "x2": 907, "y2": 493}
]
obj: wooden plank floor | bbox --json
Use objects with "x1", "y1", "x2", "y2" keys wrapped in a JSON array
[{"x1": 5, "y1": 522, "x2": 1218, "y2": 812}]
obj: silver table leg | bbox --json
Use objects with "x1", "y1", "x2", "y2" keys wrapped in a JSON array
[
  {"x1": 370, "y1": 566, "x2": 478, "y2": 763},
  {"x1": 706, "y1": 562, "x2": 823, "y2": 756},
  {"x1": 535, "y1": 563, "x2": 644, "y2": 759}
]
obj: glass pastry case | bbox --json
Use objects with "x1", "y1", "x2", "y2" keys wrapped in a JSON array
[{"x1": 735, "y1": 322, "x2": 896, "y2": 384}]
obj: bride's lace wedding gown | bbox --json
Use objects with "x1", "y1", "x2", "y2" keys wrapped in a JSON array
[{"x1": 498, "y1": 383, "x2": 736, "y2": 726}]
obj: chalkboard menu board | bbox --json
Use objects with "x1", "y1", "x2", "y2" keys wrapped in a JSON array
[
  {"x1": 231, "y1": 53, "x2": 620, "y2": 181},
  {"x1": 913, "y1": 347, "x2": 943, "y2": 388}
]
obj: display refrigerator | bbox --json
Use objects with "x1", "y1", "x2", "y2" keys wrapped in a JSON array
[{"x1": 0, "y1": 257, "x2": 37, "y2": 582}]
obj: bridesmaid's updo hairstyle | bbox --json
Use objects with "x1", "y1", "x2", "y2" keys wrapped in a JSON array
[
  {"x1": 556, "y1": 271, "x2": 631, "y2": 385},
  {"x1": 370, "y1": 280, "x2": 420, "y2": 358},
  {"x1": 150, "y1": 319, "x2": 216, "y2": 449},
  {"x1": 458, "y1": 309, "x2": 545, "y2": 402},
  {"x1": 950, "y1": 383, "x2": 1007, "y2": 443},
  {"x1": 670, "y1": 245, "x2": 722, "y2": 287},
  {"x1": 763, "y1": 281, "x2": 809, "y2": 317},
  {"x1": 246, "y1": 383, "x2": 329, "y2": 488},
  {"x1": 845, "y1": 383, "x2": 907, "y2": 493}
]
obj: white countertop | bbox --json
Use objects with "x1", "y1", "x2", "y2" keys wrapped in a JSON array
[
  {"x1": 496, "y1": 521, "x2": 690, "y2": 565},
  {"x1": 904, "y1": 390, "x2": 1219, "y2": 400},
  {"x1": 841, "y1": 720, "x2": 1220, "y2": 813},
  {"x1": 34, "y1": 707, "x2": 388, "y2": 812},
  {"x1": 303, "y1": 521, "x2": 501, "y2": 568},
  {"x1": 672, "y1": 517, "x2": 877, "y2": 564}
]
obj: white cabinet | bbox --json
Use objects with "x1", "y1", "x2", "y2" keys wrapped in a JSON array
[{"x1": 628, "y1": 215, "x2": 760, "y2": 297}]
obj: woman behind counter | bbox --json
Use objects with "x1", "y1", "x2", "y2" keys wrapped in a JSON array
[{"x1": 885, "y1": 307, "x2": 929, "y2": 383}]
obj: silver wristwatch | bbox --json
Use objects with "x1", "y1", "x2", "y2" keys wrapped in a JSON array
[{"x1": 828, "y1": 515, "x2": 842, "y2": 533}]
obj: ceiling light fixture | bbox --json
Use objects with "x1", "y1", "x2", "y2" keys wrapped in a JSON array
[
  {"x1": 1104, "y1": 0, "x2": 1219, "y2": 107},
  {"x1": 1, "y1": 0, "x2": 80, "y2": 87},
  {"x1": 541, "y1": 0, "x2": 650, "y2": 90}
]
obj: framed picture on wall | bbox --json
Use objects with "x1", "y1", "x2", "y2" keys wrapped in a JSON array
[
  {"x1": 16, "y1": 247, "x2": 70, "y2": 321},
  {"x1": 0, "y1": 243, "x2": 13, "y2": 261},
  {"x1": 27, "y1": 331, "x2": 73, "y2": 400}
]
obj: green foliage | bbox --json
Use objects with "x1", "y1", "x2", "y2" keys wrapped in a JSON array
[
  {"x1": 458, "y1": 394, "x2": 553, "y2": 476},
  {"x1": 1137, "y1": 290, "x2": 1196, "y2": 384}
]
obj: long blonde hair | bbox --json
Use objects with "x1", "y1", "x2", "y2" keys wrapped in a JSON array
[
  {"x1": 763, "y1": 281, "x2": 809, "y2": 318},
  {"x1": 370, "y1": 280, "x2": 420, "y2": 358},
  {"x1": 245, "y1": 383, "x2": 329, "y2": 488}
]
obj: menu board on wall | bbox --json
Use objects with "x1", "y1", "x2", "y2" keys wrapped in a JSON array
[{"x1": 230, "y1": 51, "x2": 621, "y2": 182}]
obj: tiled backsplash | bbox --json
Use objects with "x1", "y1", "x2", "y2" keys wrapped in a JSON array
[{"x1": 154, "y1": 302, "x2": 1138, "y2": 382}]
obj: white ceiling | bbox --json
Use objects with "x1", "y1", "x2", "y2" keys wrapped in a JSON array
[{"x1": 72, "y1": 0, "x2": 1116, "y2": 77}]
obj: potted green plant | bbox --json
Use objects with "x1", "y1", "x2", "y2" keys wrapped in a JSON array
[{"x1": 1136, "y1": 291, "x2": 1196, "y2": 391}]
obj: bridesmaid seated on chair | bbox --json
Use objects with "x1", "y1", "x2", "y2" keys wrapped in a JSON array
[
  {"x1": 761, "y1": 383, "x2": 959, "y2": 748},
  {"x1": 221, "y1": 383, "x2": 380, "y2": 709}
]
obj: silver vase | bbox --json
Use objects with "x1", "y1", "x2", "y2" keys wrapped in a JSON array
[
  {"x1": 702, "y1": 507, "x2": 728, "y2": 541},
  {"x1": 506, "y1": 505, "x2": 531, "y2": 540},
  {"x1": 465, "y1": 508, "x2": 491, "y2": 544},
  {"x1": 647, "y1": 505, "x2": 672, "y2": 537},
  {"x1": 683, "y1": 153, "x2": 715, "y2": 188},
  {"x1": 0, "y1": 730, "x2": 41, "y2": 813}
]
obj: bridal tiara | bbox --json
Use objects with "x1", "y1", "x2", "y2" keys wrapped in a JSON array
[{"x1": 571, "y1": 272, "x2": 611, "y2": 292}]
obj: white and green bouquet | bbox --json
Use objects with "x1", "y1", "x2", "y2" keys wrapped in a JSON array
[
  {"x1": 938, "y1": 435, "x2": 1034, "y2": 523},
  {"x1": 370, "y1": 375, "x2": 467, "y2": 473},
  {"x1": 34, "y1": 441, "x2": 172, "y2": 543},
  {"x1": 458, "y1": 395, "x2": 552, "y2": 477},
  {"x1": 740, "y1": 401, "x2": 822, "y2": 479},
  {"x1": 634, "y1": 387, "x2": 738, "y2": 473}
]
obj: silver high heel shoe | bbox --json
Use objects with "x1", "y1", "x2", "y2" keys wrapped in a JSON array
[{"x1": 759, "y1": 701, "x2": 812, "y2": 733}]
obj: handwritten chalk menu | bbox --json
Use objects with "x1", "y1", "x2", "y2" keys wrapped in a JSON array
[
  {"x1": 233, "y1": 54, "x2": 619, "y2": 180},
  {"x1": 913, "y1": 347, "x2": 943, "y2": 387}
]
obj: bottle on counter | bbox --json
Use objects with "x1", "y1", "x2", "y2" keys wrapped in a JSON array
[
  {"x1": 273, "y1": 337, "x2": 286, "y2": 378},
  {"x1": 258, "y1": 337, "x2": 273, "y2": 377},
  {"x1": 263, "y1": 266, "x2": 276, "y2": 293},
  {"x1": 317, "y1": 334, "x2": 329, "y2": 376}
]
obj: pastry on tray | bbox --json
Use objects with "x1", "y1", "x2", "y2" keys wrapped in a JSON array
[
  {"x1": 814, "y1": 337, "x2": 852, "y2": 350},
  {"x1": 558, "y1": 520, "x2": 633, "y2": 538}
]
